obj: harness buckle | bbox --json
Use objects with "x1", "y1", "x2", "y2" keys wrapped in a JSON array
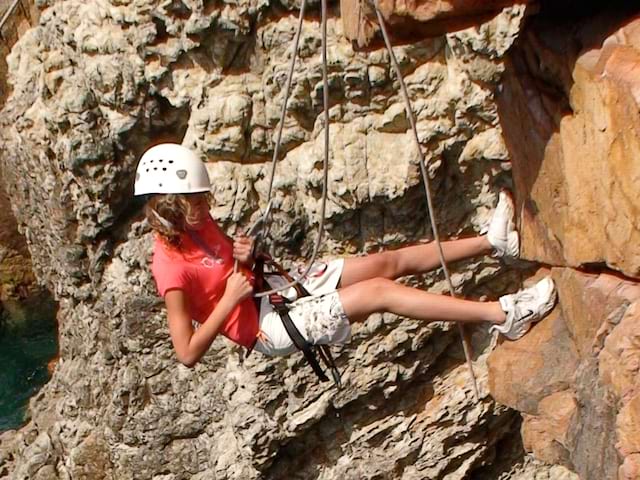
[{"x1": 269, "y1": 293, "x2": 286, "y2": 307}]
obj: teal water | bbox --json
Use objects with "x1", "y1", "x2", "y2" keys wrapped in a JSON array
[{"x1": 0, "y1": 296, "x2": 57, "y2": 432}]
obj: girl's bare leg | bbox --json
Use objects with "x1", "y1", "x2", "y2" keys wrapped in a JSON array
[
  {"x1": 338, "y1": 277, "x2": 506, "y2": 325},
  {"x1": 340, "y1": 236, "x2": 492, "y2": 288}
]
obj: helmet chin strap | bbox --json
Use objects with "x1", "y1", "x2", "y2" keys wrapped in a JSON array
[{"x1": 151, "y1": 209, "x2": 175, "y2": 230}]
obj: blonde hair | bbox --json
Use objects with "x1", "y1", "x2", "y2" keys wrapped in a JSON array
[{"x1": 145, "y1": 193, "x2": 208, "y2": 248}]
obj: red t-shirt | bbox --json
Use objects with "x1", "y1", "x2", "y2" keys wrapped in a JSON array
[{"x1": 151, "y1": 217, "x2": 259, "y2": 349}]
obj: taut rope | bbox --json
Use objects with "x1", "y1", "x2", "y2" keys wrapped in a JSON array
[
  {"x1": 371, "y1": 0, "x2": 480, "y2": 399},
  {"x1": 253, "y1": 0, "x2": 481, "y2": 400},
  {"x1": 254, "y1": 0, "x2": 331, "y2": 298}
]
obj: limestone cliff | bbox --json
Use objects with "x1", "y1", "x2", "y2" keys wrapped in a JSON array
[{"x1": 0, "y1": 0, "x2": 636, "y2": 479}]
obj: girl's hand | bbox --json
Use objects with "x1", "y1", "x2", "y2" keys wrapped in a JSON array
[
  {"x1": 233, "y1": 234, "x2": 254, "y2": 266},
  {"x1": 223, "y1": 272, "x2": 253, "y2": 306}
]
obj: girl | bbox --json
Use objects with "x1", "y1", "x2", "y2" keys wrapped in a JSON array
[{"x1": 135, "y1": 143, "x2": 556, "y2": 367}]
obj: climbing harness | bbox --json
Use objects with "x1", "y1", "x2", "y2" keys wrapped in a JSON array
[
  {"x1": 252, "y1": 0, "x2": 479, "y2": 398},
  {"x1": 188, "y1": 204, "x2": 343, "y2": 387},
  {"x1": 254, "y1": 253, "x2": 343, "y2": 387},
  {"x1": 232, "y1": 0, "x2": 343, "y2": 387}
]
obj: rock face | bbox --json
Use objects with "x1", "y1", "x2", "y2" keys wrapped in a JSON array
[
  {"x1": 0, "y1": 1, "x2": 551, "y2": 479},
  {"x1": 489, "y1": 6, "x2": 640, "y2": 480},
  {"x1": 0, "y1": 0, "x2": 636, "y2": 479},
  {"x1": 497, "y1": 8, "x2": 640, "y2": 279},
  {"x1": 341, "y1": 0, "x2": 533, "y2": 48},
  {"x1": 490, "y1": 268, "x2": 640, "y2": 478},
  {"x1": 0, "y1": 181, "x2": 36, "y2": 304}
]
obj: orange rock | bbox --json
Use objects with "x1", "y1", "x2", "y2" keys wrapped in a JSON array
[
  {"x1": 489, "y1": 267, "x2": 640, "y2": 477},
  {"x1": 556, "y1": 269, "x2": 640, "y2": 359},
  {"x1": 618, "y1": 395, "x2": 640, "y2": 457},
  {"x1": 0, "y1": 179, "x2": 37, "y2": 301},
  {"x1": 498, "y1": 14, "x2": 640, "y2": 279},
  {"x1": 341, "y1": 0, "x2": 532, "y2": 48},
  {"x1": 617, "y1": 395, "x2": 640, "y2": 480},
  {"x1": 491, "y1": 9, "x2": 640, "y2": 477},
  {"x1": 521, "y1": 390, "x2": 577, "y2": 466},
  {"x1": 619, "y1": 455, "x2": 640, "y2": 480},
  {"x1": 599, "y1": 302, "x2": 640, "y2": 402}
]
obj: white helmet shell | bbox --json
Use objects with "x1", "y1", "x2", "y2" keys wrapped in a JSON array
[{"x1": 134, "y1": 143, "x2": 211, "y2": 196}]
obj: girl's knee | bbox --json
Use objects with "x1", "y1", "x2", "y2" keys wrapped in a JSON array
[
  {"x1": 362, "y1": 277, "x2": 396, "y2": 300},
  {"x1": 339, "y1": 277, "x2": 396, "y2": 321},
  {"x1": 378, "y1": 251, "x2": 401, "y2": 278}
]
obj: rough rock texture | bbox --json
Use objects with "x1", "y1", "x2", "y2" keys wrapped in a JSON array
[
  {"x1": 0, "y1": 1, "x2": 548, "y2": 479},
  {"x1": 1, "y1": 0, "x2": 636, "y2": 479},
  {"x1": 0, "y1": 0, "x2": 39, "y2": 106},
  {"x1": 490, "y1": 268, "x2": 640, "y2": 478},
  {"x1": 498, "y1": 8, "x2": 640, "y2": 279},
  {"x1": 341, "y1": 0, "x2": 533, "y2": 49},
  {"x1": 0, "y1": 180, "x2": 36, "y2": 303},
  {"x1": 490, "y1": 6, "x2": 640, "y2": 480}
]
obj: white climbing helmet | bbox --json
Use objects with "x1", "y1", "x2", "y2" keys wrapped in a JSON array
[{"x1": 134, "y1": 143, "x2": 211, "y2": 196}]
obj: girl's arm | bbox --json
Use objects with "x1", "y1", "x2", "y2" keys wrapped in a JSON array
[{"x1": 165, "y1": 272, "x2": 253, "y2": 367}]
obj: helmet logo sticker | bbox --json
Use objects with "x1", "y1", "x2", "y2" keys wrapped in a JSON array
[{"x1": 176, "y1": 170, "x2": 187, "y2": 179}]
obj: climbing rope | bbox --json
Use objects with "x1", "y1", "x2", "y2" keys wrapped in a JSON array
[
  {"x1": 252, "y1": 0, "x2": 480, "y2": 400},
  {"x1": 371, "y1": 0, "x2": 480, "y2": 400},
  {"x1": 254, "y1": 0, "x2": 331, "y2": 298}
]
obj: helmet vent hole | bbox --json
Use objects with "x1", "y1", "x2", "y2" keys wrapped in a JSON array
[
  {"x1": 150, "y1": 159, "x2": 154, "y2": 163},
  {"x1": 153, "y1": 167, "x2": 158, "y2": 171},
  {"x1": 162, "y1": 168, "x2": 167, "y2": 171},
  {"x1": 159, "y1": 183, "x2": 163, "y2": 187},
  {"x1": 169, "y1": 160, "x2": 174, "y2": 164},
  {"x1": 176, "y1": 170, "x2": 187, "y2": 179},
  {"x1": 159, "y1": 159, "x2": 163, "y2": 163},
  {"x1": 146, "y1": 169, "x2": 149, "y2": 172}
]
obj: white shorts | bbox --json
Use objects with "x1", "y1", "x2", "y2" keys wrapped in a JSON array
[{"x1": 253, "y1": 259, "x2": 351, "y2": 357}]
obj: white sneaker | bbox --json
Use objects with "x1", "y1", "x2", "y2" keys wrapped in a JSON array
[
  {"x1": 490, "y1": 277, "x2": 557, "y2": 340},
  {"x1": 487, "y1": 191, "x2": 519, "y2": 258}
]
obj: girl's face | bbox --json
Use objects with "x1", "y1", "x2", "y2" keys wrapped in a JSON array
[{"x1": 185, "y1": 193, "x2": 210, "y2": 226}]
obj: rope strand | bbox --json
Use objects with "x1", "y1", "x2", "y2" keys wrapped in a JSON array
[
  {"x1": 371, "y1": 0, "x2": 480, "y2": 400},
  {"x1": 255, "y1": 3, "x2": 481, "y2": 401},
  {"x1": 254, "y1": 0, "x2": 332, "y2": 299},
  {"x1": 265, "y1": 0, "x2": 307, "y2": 204}
]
